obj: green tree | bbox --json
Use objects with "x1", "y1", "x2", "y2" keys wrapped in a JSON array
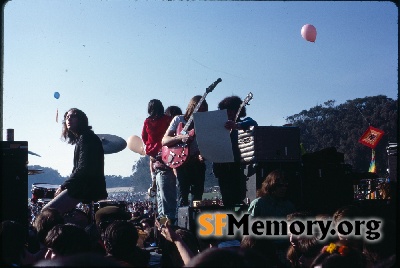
[{"x1": 286, "y1": 95, "x2": 398, "y2": 175}]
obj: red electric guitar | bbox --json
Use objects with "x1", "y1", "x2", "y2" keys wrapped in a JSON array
[{"x1": 161, "y1": 78, "x2": 222, "y2": 168}]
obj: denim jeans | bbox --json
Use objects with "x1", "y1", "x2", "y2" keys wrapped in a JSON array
[{"x1": 155, "y1": 169, "x2": 177, "y2": 221}]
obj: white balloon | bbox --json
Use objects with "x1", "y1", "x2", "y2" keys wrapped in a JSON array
[{"x1": 126, "y1": 135, "x2": 145, "y2": 155}]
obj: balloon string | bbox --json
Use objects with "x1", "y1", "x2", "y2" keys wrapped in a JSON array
[
  {"x1": 354, "y1": 105, "x2": 370, "y2": 126},
  {"x1": 56, "y1": 108, "x2": 58, "y2": 123}
]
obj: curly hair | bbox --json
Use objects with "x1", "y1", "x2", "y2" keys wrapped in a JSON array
[{"x1": 218, "y1": 95, "x2": 246, "y2": 118}]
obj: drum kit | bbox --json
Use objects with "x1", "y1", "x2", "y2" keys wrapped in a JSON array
[
  {"x1": 29, "y1": 183, "x2": 61, "y2": 224},
  {"x1": 28, "y1": 134, "x2": 128, "y2": 224},
  {"x1": 29, "y1": 185, "x2": 129, "y2": 224}
]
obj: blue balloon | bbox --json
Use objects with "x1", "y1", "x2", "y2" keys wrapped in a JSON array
[{"x1": 54, "y1": 92, "x2": 60, "y2": 99}]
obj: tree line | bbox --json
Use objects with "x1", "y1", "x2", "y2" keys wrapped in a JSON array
[{"x1": 285, "y1": 95, "x2": 397, "y2": 176}]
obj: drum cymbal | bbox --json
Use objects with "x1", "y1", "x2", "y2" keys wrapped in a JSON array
[
  {"x1": 28, "y1": 169, "x2": 43, "y2": 175},
  {"x1": 97, "y1": 134, "x2": 127, "y2": 154}
]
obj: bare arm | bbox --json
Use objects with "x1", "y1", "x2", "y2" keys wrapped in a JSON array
[
  {"x1": 162, "y1": 129, "x2": 190, "y2": 147},
  {"x1": 155, "y1": 221, "x2": 194, "y2": 265}
]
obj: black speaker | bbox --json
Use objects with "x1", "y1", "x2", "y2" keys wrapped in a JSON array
[
  {"x1": 177, "y1": 206, "x2": 195, "y2": 232},
  {"x1": 302, "y1": 164, "x2": 350, "y2": 214},
  {"x1": 239, "y1": 126, "x2": 301, "y2": 163},
  {"x1": 1, "y1": 141, "x2": 28, "y2": 227},
  {"x1": 388, "y1": 155, "x2": 397, "y2": 183}
]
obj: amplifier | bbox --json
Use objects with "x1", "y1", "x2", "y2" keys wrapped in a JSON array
[
  {"x1": 1, "y1": 141, "x2": 28, "y2": 227},
  {"x1": 238, "y1": 126, "x2": 300, "y2": 163}
]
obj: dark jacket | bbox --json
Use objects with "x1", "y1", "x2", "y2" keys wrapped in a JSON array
[{"x1": 61, "y1": 129, "x2": 108, "y2": 202}]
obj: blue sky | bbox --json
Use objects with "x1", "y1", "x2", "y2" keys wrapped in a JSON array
[{"x1": 3, "y1": 1, "x2": 398, "y2": 177}]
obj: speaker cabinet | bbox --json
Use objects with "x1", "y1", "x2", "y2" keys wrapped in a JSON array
[
  {"x1": 1, "y1": 141, "x2": 28, "y2": 227},
  {"x1": 239, "y1": 126, "x2": 301, "y2": 163},
  {"x1": 388, "y1": 155, "x2": 397, "y2": 183}
]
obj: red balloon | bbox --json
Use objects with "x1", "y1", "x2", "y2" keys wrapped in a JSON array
[{"x1": 301, "y1": 24, "x2": 317, "y2": 42}]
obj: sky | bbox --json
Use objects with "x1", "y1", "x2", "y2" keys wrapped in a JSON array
[{"x1": 2, "y1": 1, "x2": 398, "y2": 177}]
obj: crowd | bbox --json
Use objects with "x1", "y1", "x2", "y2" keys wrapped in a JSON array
[{"x1": 3, "y1": 171, "x2": 396, "y2": 267}]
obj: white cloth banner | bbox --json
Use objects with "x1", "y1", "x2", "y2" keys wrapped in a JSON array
[{"x1": 193, "y1": 110, "x2": 234, "y2": 162}]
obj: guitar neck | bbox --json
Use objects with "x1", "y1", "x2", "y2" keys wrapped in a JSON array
[
  {"x1": 234, "y1": 104, "x2": 245, "y2": 122},
  {"x1": 181, "y1": 91, "x2": 208, "y2": 134},
  {"x1": 234, "y1": 92, "x2": 253, "y2": 122}
]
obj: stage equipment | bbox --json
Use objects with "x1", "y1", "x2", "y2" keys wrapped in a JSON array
[
  {"x1": 1, "y1": 141, "x2": 28, "y2": 227},
  {"x1": 97, "y1": 134, "x2": 127, "y2": 154},
  {"x1": 238, "y1": 126, "x2": 301, "y2": 163}
]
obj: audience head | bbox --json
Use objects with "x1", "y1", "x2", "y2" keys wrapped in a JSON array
[
  {"x1": 363, "y1": 219, "x2": 396, "y2": 266},
  {"x1": 44, "y1": 223, "x2": 92, "y2": 259},
  {"x1": 33, "y1": 207, "x2": 65, "y2": 245},
  {"x1": 103, "y1": 220, "x2": 139, "y2": 260},
  {"x1": 240, "y1": 235, "x2": 281, "y2": 266},
  {"x1": 310, "y1": 240, "x2": 366, "y2": 268},
  {"x1": 257, "y1": 169, "x2": 289, "y2": 198},
  {"x1": 332, "y1": 204, "x2": 363, "y2": 242},
  {"x1": 95, "y1": 206, "x2": 131, "y2": 235}
]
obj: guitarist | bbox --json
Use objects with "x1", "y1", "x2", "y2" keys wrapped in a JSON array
[
  {"x1": 162, "y1": 95, "x2": 208, "y2": 207},
  {"x1": 212, "y1": 95, "x2": 258, "y2": 208}
]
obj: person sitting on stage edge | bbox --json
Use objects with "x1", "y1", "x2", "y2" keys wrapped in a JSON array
[
  {"x1": 42, "y1": 108, "x2": 108, "y2": 215},
  {"x1": 212, "y1": 95, "x2": 258, "y2": 208}
]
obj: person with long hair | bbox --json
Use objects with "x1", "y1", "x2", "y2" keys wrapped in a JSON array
[
  {"x1": 248, "y1": 169, "x2": 295, "y2": 218},
  {"x1": 248, "y1": 169, "x2": 296, "y2": 266},
  {"x1": 141, "y1": 99, "x2": 176, "y2": 223},
  {"x1": 42, "y1": 108, "x2": 107, "y2": 215},
  {"x1": 162, "y1": 95, "x2": 208, "y2": 207}
]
